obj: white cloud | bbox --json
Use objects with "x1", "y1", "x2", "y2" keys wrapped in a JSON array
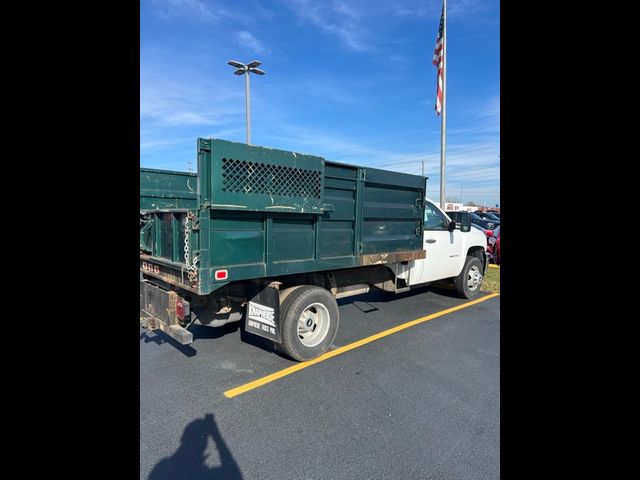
[
  {"x1": 147, "y1": 0, "x2": 247, "y2": 24},
  {"x1": 149, "y1": 0, "x2": 219, "y2": 20},
  {"x1": 280, "y1": 0, "x2": 494, "y2": 52},
  {"x1": 140, "y1": 137, "x2": 193, "y2": 151},
  {"x1": 140, "y1": 74, "x2": 245, "y2": 129},
  {"x1": 236, "y1": 31, "x2": 270, "y2": 55},
  {"x1": 394, "y1": 0, "x2": 490, "y2": 18},
  {"x1": 281, "y1": 0, "x2": 372, "y2": 52}
]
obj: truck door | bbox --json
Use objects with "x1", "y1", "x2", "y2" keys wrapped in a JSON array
[{"x1": 409, "y1": 200, "x2": 462, "y2": 284}]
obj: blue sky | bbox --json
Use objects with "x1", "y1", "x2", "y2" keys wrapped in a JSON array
[{"x1": 141, "y1": 0, "x2": 499, "y2": 206}]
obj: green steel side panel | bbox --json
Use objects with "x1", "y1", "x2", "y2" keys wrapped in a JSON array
[
  {"x1": 140, "y1": 168, "x2": 198, "y2": 210},
  {"x1": 198, "y1": 138, "x2": 326, "y2": 214},
  {"x1": 318, "y1": 163, "x2": 358, "y2": 260},
  {"x1": 141, "y1": 138, "x2": 427, "y2": 295},
  {"x1": 364, "y1": 166, "x2": 425, "y2": 189},
  {"x1": 209, "y1": 211, "x2": 265, "y2": 268},
  {"x1": 360, "y1": 166, "x2": 424, "y2": 254},
  {"x1": 271, "y1": 216, "x2": 316, "y2": 262}
]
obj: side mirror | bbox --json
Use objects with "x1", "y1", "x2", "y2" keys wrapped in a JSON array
[
  {"x1": 458, "y1": 211, "x2": 471, "y2": 232},
  {"x1": 447, "y1": 220, "x2": 457, "y2": 232}
]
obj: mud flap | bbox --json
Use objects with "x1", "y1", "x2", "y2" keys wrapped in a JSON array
[{"x1": 244, "y1": 283, "x2": 281, "y2": 343}]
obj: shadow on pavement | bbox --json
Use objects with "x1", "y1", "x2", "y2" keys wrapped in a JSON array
[
  {"x1": 336, "y1": 283, "x2": 462, "y2": 308},
  {"x1": 140, "y1": 322, "x2": 243, "y2": 357},
  {"x1": 148, "y1": 413, "x2": 242, "y2": 480}
]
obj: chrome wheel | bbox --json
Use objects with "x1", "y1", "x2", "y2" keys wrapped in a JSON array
[
  {"x1": 297, "y1": 303, "x2": 331, "y2": 347},
  {"x1": 467, "y1": 265, "x2": 483, "y2": 291}
]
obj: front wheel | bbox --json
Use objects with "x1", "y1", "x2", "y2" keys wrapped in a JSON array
[
  {"x1": 278, "y1": 286, "x2": 339, "y2": 361},
  {"x1": 453, "y1": 256, "x2": 484, "y2": 299}
]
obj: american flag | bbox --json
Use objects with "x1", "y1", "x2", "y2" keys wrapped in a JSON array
[{"x1": 433, "y1": 5, "x2": 445, "y2": 115}]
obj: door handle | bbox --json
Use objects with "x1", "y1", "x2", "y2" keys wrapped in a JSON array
[{"x1": 425, "y1": 239, "x2": 437, "y2": 244}]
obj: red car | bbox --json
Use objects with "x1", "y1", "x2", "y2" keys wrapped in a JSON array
[
  {"x1": 493, "y1": 225, "x2": 500, "y2": 264},
  {"x1": 471, "y1": 224, "x2": 497, "y2": 262}
]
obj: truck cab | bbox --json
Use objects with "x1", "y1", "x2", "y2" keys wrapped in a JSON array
[{"x1": 401, "y1": 198, "x2": 488, "y2": 294}]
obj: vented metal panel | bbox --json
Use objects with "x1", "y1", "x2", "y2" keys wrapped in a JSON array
[
  {"x1": 200, "y1": 138, "x2": 326, "y2": 214},
  {"x1": 221, "y1": 158, "x2": 322, "y2": 199}
]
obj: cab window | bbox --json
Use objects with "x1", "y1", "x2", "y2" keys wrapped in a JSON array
[{"x1": 424, "y1": 201, "x2": 448, "y2": 230}]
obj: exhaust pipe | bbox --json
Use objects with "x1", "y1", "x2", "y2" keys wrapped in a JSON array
[{"x1": 334, "y1": 284, "x2": 370, "y2": 299}]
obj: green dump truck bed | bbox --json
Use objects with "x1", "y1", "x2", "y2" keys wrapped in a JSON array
[{"x1": 140, "y1": 138, "x2": 426, "y2": 295}]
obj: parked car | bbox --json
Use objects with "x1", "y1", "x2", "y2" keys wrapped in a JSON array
[
  {"x1": 493, "y1": 225, "x2": 500, "y2": 264},
  {"x1": 471, "y1": 223, "x2": 493, "y2": 237},
  {"x1": 447, "y1": 211, "x2": 498, "y2": 231},
  {"x1": 471, "y1": 224, "x2": 497, "y2": 262},
  {"x1": 475, "y1": 211, "x2": 501, "y2": 222}
]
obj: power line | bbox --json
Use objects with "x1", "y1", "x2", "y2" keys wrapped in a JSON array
[
  {"x1": 327, "y1": 122, "x2": 499, "y2": 161},
  {"x1": 328, "y1": 128, "x2": 499, "y2": 163},
  {"x1": 320, "y1": 113, "x2": 500, "y2": 158},
  {"x1": 365, "y1": 141, "x2": 500, "y2": 168}
]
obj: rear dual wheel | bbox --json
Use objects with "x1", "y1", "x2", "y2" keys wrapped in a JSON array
[{"x1": 278, "y1": 286, "x2": 339, "y2": 361}]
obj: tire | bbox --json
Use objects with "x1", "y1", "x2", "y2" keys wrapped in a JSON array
[
  {"x1": 278, "y1": 285, "x2": 339, "y2": 361},
  {"x1": 453, "y1": 255, "x2": 484, "y2": 299}
]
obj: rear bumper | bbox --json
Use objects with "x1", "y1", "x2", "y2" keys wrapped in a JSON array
[{"x1": 140, "y1": 280, "x2": 193, "y2": 345}]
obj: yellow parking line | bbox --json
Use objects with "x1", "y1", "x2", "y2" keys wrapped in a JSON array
[{"x1": 224, "y1": 292, "x2": 500, "y2": 398}]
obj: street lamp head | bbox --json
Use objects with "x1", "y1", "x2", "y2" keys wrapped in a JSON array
[
  {"x1": 228, "y1": 60, "x2": 246, "y2": 69},
  {"x1": 247, "y1": 60, "x2": 262, "y2": 69},
  {"x1": 234, "y1": 68, "x2": 246, "y2": 75},
  {"x1": 250, "y1": 68, "x2": 266, "y2": 75}
]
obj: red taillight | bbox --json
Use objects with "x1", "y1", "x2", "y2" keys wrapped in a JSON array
[
  {"x1": 176, "y1": 298, "x2": 185, "y2": 320},
  {"x1": 215, "y1": 270, "x2": 228, "y2": 280}
]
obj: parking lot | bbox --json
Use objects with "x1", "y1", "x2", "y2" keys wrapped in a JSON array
[{"x1": 140, "y1": 286, "x2": 500, "y2": 480}]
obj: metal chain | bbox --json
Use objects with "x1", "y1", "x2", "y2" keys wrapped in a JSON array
[{"x1": 183, "y1": 213, "x2": 199, "y2": 282}]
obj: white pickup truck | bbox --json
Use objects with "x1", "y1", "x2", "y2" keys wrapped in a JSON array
[{"x1": 399, "y1": 197, "x2": 489, "y2": 299}]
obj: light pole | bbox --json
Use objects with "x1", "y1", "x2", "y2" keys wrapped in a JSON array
[{"x1": 228, "y1": 60, "x2": 266, "y2": 145}]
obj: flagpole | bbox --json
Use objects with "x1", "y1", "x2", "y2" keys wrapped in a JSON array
[{"x1": 439, "y1": 0, "x2": 447, "y2": 211}]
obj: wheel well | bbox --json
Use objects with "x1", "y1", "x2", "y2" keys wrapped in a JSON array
[{"x1": 467, "y1": 246, "x2": 486, "y2": 263}]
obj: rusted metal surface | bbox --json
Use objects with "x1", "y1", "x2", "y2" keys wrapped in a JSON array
[
  {"x1": 140, "y1": 280, "x2": 194, "y2": 344},
  {"x1": 140, "y1": 256, "x2": 200, "y2": 294},
  {"x1": 358, "y1": 249, "x2": 426, "y2": 266}
]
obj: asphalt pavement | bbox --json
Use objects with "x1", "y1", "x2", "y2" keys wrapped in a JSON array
[{"x1": 140, "y1": 285, "x2": 500, "y2": 480}]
